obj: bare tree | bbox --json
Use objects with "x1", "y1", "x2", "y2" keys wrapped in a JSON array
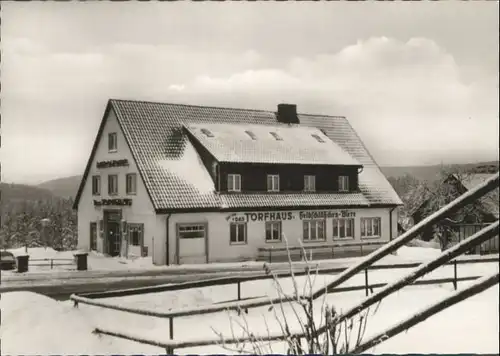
[{"x1": 213, "y1": 236, "x2": 375, "y2": 354}]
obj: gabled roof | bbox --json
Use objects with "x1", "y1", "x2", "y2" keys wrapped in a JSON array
[
  {"x1": 408, "y1": 172, "x2": 499, "y2": 220},
  {"x1": 74, "y1": 99, "x2": 403, "y2": 212},
  {"x1": 452, "y1": 173, "x2": 499, "y2": 219},
  {"x1": 183, "y1": 122, "x2": 362, "y2": 166}
]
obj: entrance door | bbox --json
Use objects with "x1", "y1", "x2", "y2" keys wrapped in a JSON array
[
  {"x1": 107, "y1": 222, "x2": 121, "y2": 257},
  {"x1": 177, "y1": 223, "x2": 207, "y2": 264}
]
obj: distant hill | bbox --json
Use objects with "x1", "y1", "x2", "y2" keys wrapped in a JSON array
[
  {"x1": 0, "y1": 183, "x2": 55, "y2": 204},
  {"x1": 37, "y1": 175, "x2": 82, "y2": 199},
  {"x1": 24, "y1": 160, "x2": 499, "y2": 200},
  {"x1": 380, "y1": 161, "x2": 499, "y2": 182}
]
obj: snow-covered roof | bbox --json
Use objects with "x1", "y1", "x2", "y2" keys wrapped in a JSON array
[
  {"x1": 452, "y1": 173, "x2": 499, "y2": 219},
  {"x1": 73, "y1": 99, "x2": 403, "y2": 212},
  {"x1": 183, "y1": 122, "x2": 362, "y2": 166}
]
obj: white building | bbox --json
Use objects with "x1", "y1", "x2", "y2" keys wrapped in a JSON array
[{"x1": 74, "y1": 99, "x2": 403, "y2": 265}]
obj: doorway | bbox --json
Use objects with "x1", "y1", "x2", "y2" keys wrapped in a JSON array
[
  {"x1": 107, "y1": 221, "x2": 121, "y2": 257},
  {"x1": 104, "y1": 210, "x2": 122, "y2": 257}
]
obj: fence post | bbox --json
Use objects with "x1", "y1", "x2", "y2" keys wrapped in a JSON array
[
  {"x1": 169, "y1": 317, "x2": 174, "y2": 340},
  {"x1": 453, "y1": 259, "x2": 458, "y2": 290},
  {"x1": 51, "y1": 259, "x2": 53, "y2": 269},
  {"x1": 364, "y1": 268, "x2": 369, "y2": 296},
  {"x1": 332, "y1": 246, "x2": 334, "y2": 258},
  {"x1": 269, "y1": 249, "x2": 272, "y2": 263},
  {"x1": 237, "y1": 280, "x2": 241, "y2": 301},
  {"x1": 360, "y1": 243, "x2": 363, "y2": 256}
]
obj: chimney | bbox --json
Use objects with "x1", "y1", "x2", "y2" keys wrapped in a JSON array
[{"x1": 277, "y1": 103, "x2": 299, "y2": 124}]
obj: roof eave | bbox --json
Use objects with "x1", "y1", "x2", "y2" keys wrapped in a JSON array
[
  {"x1": 73, "y1": 100, "x2": 114, "y2": 211},
  {"x1": 155, "y1": 202, "x2": 399, "y2": 214}
]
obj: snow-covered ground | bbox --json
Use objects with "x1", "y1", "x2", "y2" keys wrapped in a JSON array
[
  {"x1": 0, "y1": 246, "x2": 415, "y2": 282},
  {"x1": 1, "y1": 246, "x2": 499, "y2": 354}
]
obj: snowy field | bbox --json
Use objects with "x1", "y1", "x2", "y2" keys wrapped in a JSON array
[{"x1": 1, "y1": 246, "x2": 499, "y2": 354}]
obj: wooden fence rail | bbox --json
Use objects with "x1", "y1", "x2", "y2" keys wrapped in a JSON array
[
  {"x1": 73, "y1": 256, "x2": 498, "y2": 340},
  {"x1": 350, "y1": 272, "x2": 500, "y2": 354},
  {"x1": 325, "y1": 220, "x2": 499, "y2": 328},
  {"x1": 92, "y1": 273, "x2": 494, "y2": 354},
  {"x1": 29, "y1": 258, "x2": 75, "y2": 269},
  {"x1": 258, "y1": 240, "x2": 387, "y2": 263},
  {"x1": 76, "y1": 255, "x2": 499, "y2": 300}
]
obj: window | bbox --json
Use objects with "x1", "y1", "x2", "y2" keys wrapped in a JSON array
[
  {"x1": 333, "y1": 218, "x2": 355, "y2": 239},
  {"x1": 265, "y1": 221, "x2": 282, "y2": 242},
  {"x1": 108, "y1": 132, "x2": 117, "y2": 152},
  {"x1": 201, "y1": 128, "x2": 214, "y2": 138},
  {"x1": 311, "y1": 134, "x2": 325, "y2": 143},
  {"x1": 90, "y1": 222, "x2": 97, "y2": 251},
  {"x1": 245, "y1": 130, "x2": 257, "y2": 140},
  {"x1": 230, "y1": 223, "x2": 247, "y2": 244},
  {"x1": 178, "y1": 224, "x2": 206, "y2": 239},
  {"x1": 267, "y1": 174, "x2": 280, "y2": 192},
  {"x1": 227, "y1": 174, "x2": 241, "y2": 192},
  {"x1": 338, "y1": 176, "x2": 350, "y2": 192},
  {"x1": 126, "y1": 173, "x2": 137, "y2": 195},
  {"x1": 361, "y1": 218, "x2": 381, "y2": 239},
  {"x1": 128, "y1": 223, "x2": 144, "y2": 246},
  {"x1": 304, "y1": 175, "x2": 316, "y2": 192},
  {"x1": 269, "y1": 131, "x2": 283, "y2": 141},
  {"x1": 108, "y1": 174, "x2": 118, "y2": 195},
  {"x1": 92, "y1": 175, "x2": 101, "y2": 195},
  {"x1": 303, "y1": 220, "x2": 326, "y2": 241}
]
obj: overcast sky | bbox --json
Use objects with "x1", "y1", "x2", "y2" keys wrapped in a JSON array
[{"x1": 1, "y1": 2, "x2": 498, "y2": 185}]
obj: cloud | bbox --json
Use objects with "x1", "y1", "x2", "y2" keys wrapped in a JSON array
[
  {"x1": 1, "y1": 35, "x2": 498, "y2": 184},
  {"x1": 170, "y1": 37, "x2": 499, "y2": 165}
]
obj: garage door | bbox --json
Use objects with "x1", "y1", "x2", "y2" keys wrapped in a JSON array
[{"x1": 177, "y1": 223, "x2": 207, "y2": 264}]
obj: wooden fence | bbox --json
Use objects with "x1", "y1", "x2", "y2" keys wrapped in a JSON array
[
  {"x1": 73, "y1": 255, "x2": 498, "y2": 341},
  {"x1": 29, "y1": 258, "x2": 75, "y2": 269},
  {"x1": 81, "y1": 173, "x2": 499, "y2": 353},
  {"x1": 449, "y1": 223, "x2": 499, "y2": 254},
  {"x1": 257, "y1": 240, "x2": 387, "y2": 263}
]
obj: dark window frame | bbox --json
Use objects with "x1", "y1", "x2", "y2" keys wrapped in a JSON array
[
  {"x1": 267, "y1": 174, "x2": 280, "y2": 192},
  {"x1": 108, "y1": 132, "x2": 118, "y2": 152},
  {"x1": 311, "y1": 134, "x2": 325, "y2": 143},
  {"x1": 90, "y1": 222, "x2": 98, "y2": 251},
  {"x1": 227, "y1": 174, "x2": 241, "y2": 192},
  {"x1": 338, "y1": 175, "x2": 350, "y2": 192},
  {"x1": 201, "y1": 128, "x2": 214, "y2": 138},
  {"x1": 265, "y1": 221, "x2": 282, "y2": 242},
  {"x1": 126, "y1": 173, "x2": 137, "y2": 195},
  {"x1": 245, "y1": 130, "x2": 257, "y2": 140},
  {"x1": 92, "y1": 175, "x2": 101, "y2": 196},
  {"x1": 108, "y1": 174, "x2": 118, "y2": 196},
  {"x1": 128, "y1": 223, "x2": 144, "y2": 247},
  {"x1": 304, "y1": 175, "x2": 316, "y2": 192},
  {"x1": 361, "y1": 217, "x2": 382, "y2": 239},
  {"x1": 269, "y1": 131, "x2": 283, "y2": 141},
  {"x1": 230, "y1": 222, "x2": 247, "y2": 245},
  {"x1": 332, "y1": 218, "x2": 355, "y2": 240},
  {"x1": 302, "y1": 219, "x2": 326, "y2": 242}
]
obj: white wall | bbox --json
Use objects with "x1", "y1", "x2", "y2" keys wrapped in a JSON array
[
  {"x1": 76, "y1": 109, "x2": 162, "y2": 261},
  {"x1": 165, "y1": 207, "x2": 398, "y2": 264}
]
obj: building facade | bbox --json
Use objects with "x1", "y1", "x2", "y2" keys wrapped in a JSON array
[{"x1": 74, "y1": 100, "x2": 403, "y2": 265}]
